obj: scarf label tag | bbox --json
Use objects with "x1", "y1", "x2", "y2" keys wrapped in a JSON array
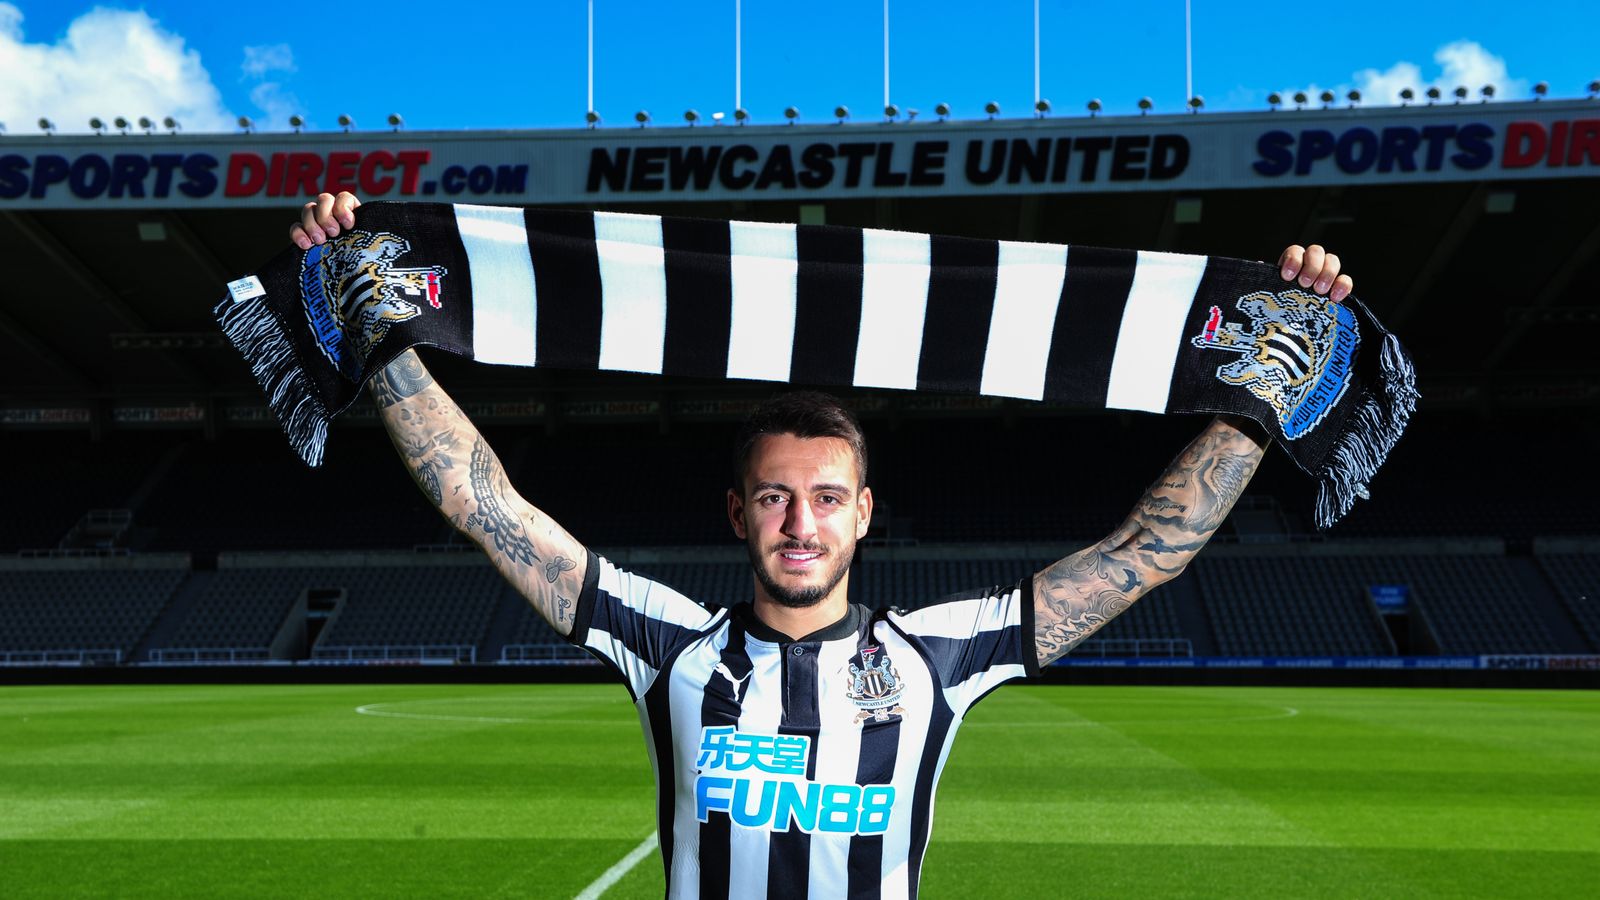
[{"x1": 227, "y1": 275, "x2": 267, "y2": 303}]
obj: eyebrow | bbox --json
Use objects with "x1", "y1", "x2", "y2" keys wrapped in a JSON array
[{"x1": 752, "y1": 481, "x2": 855, "y2": 497}]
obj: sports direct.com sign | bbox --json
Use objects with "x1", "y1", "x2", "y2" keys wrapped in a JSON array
[{"x1": 0, "y1": 100, "x2": 1593, "y2": 209}]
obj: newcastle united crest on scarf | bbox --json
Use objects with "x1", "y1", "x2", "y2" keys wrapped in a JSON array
[
  {"x1": 847, "y1": 645, "x2": 906, "y2": 724},
  {"x1": 299, "y1": 230, "x2": 448, "y2": 380},
  {"x1": 1192, "y1": 288, "x2": 1359, "y2": 441}
]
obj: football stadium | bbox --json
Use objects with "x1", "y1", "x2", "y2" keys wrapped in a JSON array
[{"x1": 3, "y1": 8, "x2": 1600, "y2": 896}]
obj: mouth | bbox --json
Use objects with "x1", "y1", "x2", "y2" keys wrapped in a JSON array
[{"x1": 775, "y1": 549, "x2": 824, "y2": 571}]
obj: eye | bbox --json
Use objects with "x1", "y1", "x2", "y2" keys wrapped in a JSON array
[
  {"x1": 817, "y1": 494, "x2": 842, "y2": 506},
  {"x1": 759, "y1": 494, "x2": 786, "y2": 507}
]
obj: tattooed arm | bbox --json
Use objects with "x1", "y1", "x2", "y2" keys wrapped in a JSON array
[
  {"x1": 1031, "y1": 415, "x2": 1267, "y2": 667},
  {"x1": 370, "y1": 349, "x2": 586, "y2": 636}
]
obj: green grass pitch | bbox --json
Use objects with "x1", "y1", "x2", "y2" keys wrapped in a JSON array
[{"x1": 2, "y1": 683, "x2": 1596, "y2": 898}]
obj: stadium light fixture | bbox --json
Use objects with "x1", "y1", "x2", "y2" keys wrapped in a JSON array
[
  {"x1": 89, "y1": 117, "x2": 106, "y2": 135},
  {"x1": 1292, "y1": 91, "x2": 1307, "y2": 109},
  {"x1": 38, "y1": 117, "x2": 55, "y2": 134},
  {"x1": 684, "y1": 109, "x2": 700, "y2": 126},
  {"x1": 1087, "y1": 98, "x2": 1102, "y2": 117},
  {"x1": 884, "y1": 103, "x2": 899, "y2": 121},
  {"x1": 711, "y1": 111, "x2": 725, "y2": 124},
  {"x1": 163, "y1": 116, "x2": 180, "y2": 134},
  {"x1": 1426, "y1": 86, "x2": 1441, "y2": 105},
  {"x1": 984, "y1": 100, "x2": 1000, "y2": 119},
  {"x1": 1533, "y1": 82, "x2": 1548, "y2": 100},
  {"x1": 634, "y1": 110, "x2": 651, "y2": 127},
  {"x1": 734, "y1": 107, "x2": 750, "y2": 124},
  {"x1": 1480, "y1": 85, "x2": 1495, "y2": 102},
  {"x1": 289, "y1": 114, "x2": 304, "y2": 133},
  {"x1": 1034, "y1": 99, "x2": 1051, "y2": 117},
  {"x1": 1187, "y1": 95, "x2": 1204, "y2": 113},
  {"x1": 905, "y1": 108, "x2": 919, "y2": 122},
  {"x1": 138, "y1": 116, "x2": 155, "y2": 134},
  {"x1": 585, "y1": 110, "x2": 600, "y2": 128},
  {"x1": 784, "y1": 106, "x2": 800, "y2": 124},
  {"x1": 1138, "y1": 97, "x2": 1153, "y2": 115},
  {"x1": 237, "y1": 115, "x2": 254, "y2": 134},
  {"x1": 935, "y1": 102, "x2": 950, "y2": 121},
  {"x1": 1319, "y1": 90, "x2": 1335, "y2": 108},
  {"x1": 113, "y1": 116, "x2": 130, "y2": 135},
  {"x1": 1588, "y1": 79, "x2": 1599, "y2": 99},
  {"x1": 1399, "y1": 87, "x2": 1415, "y2": 105},
  {"x1": 387, "y1": 113, "x2": 404, "y2": 131},
  {"x1": 1347, "y1": 89, "x2": 1361, "y2": 107},
  {"x1": 1453, "y1": 86, "x2": 1468, "y2": 103},
  {"x1": 1267, "y1": 92, "x2": 1282, "y2": 110},
  {"x1": 834, "y1": 105, "x2": 850, "y2": 123},
  {"x1": 338, "y1": 114, "x2": 356, "y2": 132}
]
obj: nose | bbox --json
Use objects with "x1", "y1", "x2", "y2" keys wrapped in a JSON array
[{"x1": 782, "y1": 497, "x2": 818, "y2": 543}]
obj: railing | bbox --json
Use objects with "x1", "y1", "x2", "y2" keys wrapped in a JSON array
[
  {"x1": 0, "y1": 648, "x2": 122, "y2": 666},
  {"x1": 500, "y1": 643, "x2": 599, "y2": 664},
  {"x1": 1075, "y1": 638, "x2": 1193, "y2": 659},
  {"x1": 148, "y1": 647, "x2": 271, "y2": 664},
  {"x1": 311, "y1": 644, "x2": 477, "y2": 664}
]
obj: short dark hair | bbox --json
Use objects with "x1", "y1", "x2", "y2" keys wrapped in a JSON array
[{"x1": 733, "y1": 391, "x2": 868, "y2": 491}]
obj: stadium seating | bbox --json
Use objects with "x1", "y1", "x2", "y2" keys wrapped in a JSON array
[
  {"x1": 0, "y1": 565, "x2": 185, "y2": 661},
  {"x1": 311, "y1": 562, "x2": 507, "y2": 659},
  {"x1": 1193, "y1": 556, "x2": 1394, "y2": 656},
  {"x1": 1537, "y1": 554, "x2": 1600, "y2": 652}
]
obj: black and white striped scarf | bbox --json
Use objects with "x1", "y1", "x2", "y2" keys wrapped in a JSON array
[{"x1": 214, "y1": 202, "x2": 1416, "y2": 528}]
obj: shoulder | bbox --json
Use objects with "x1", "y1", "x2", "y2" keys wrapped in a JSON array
[{"x1": 886, "y1": 578, "x2": 1031, "y2": 636}]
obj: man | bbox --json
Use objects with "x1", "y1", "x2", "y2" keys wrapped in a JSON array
[{"x1": 291, "y1": 192, "x2": 1353, "y2": 899}]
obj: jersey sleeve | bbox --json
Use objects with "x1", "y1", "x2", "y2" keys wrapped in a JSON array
[
  {"x1": 888, "y1": 577, "x2": 1040, "y2": 715},
  {"x1": 567, "y1": 551, "x2": 723, "y2": 700}
]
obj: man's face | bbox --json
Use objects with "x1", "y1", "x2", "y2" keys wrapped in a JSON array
[{"x1": 728, "y1": 433, "x2": 872, "y2": 609}]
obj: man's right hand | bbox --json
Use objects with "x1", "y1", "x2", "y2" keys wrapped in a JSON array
[{"x1": 290, "y1": 191, "x2": 361, "y2": 250}]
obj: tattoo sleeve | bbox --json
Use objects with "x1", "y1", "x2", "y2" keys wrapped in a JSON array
[
  {"x1": 1033, "y1": 415, "x2": 1267, "y2": 667},
  {"x1": 369, "y1": 349, "x2": 587, "y2": 636}
]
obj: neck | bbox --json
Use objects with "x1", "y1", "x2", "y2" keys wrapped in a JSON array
[{"x1": 751, "y1": 578, "x2": 851, "y2": 641}]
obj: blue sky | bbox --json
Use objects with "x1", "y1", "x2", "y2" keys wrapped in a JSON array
[{"x1": 2, "y1": 1, "x2": 1596, "y2": 134}]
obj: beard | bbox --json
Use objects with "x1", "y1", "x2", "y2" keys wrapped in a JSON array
[{"x1": 746, "y1": 536, "x2": 855, "y2": 609}]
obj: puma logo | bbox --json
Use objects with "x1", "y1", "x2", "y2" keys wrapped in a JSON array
[{"x1": 713, "y1": 662, "x2": 752, "y2": 701}]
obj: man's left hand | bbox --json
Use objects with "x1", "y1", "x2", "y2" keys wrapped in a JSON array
[{"x1": 1277, "y1": 244, "x2": 1352, "y2": 302}]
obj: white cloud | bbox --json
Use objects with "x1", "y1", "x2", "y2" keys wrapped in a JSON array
[
  {"x1": 1277, "y1": 40, "x2": 1527, "y2": 108},
  {"x1": 249, "y1": 82, "x2": 302, "y2": 128},
  {"x1": 241, "y1": 43, "x2": 295, "y2": 78},
  {"x1": 0, "y1": 3, "x2": 234, "y2": 134}
]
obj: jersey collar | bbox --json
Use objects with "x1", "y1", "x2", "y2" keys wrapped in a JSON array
[{"x1": 735, "y1": 602, "x2": 871, "y2": 645}]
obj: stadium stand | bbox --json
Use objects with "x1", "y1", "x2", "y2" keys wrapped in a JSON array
[
  {"x1": 311, "y1": 561, "x2": 507, "y2": 661},
  {"x1": 1536, "y1": 552, "x2": 1600, "y2": 652},
  {"x1": 0, "y1": 560, "x2": 186, "y2": 663},
  {"x1": 1195, "y1": 556, "x2": 1395, "y2": 656}
]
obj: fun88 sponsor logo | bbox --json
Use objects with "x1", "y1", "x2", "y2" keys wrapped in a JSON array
[{"x1": 694, "y1": 726, "x2": 895, "y2": 835}]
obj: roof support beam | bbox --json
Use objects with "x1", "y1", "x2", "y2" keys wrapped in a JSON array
[
  {"x1": 1483, "y1": 217, "x2": 1600, "y2": 371},
  {"x1": 161, "y1": 211, "x2": 233, "y2": 289},
  {"x1": 1384, "y1": 184, "x2": 1486, "y2": 330}
]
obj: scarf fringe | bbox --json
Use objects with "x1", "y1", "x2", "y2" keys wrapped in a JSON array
[
  {"x1": 214, "y1": 294, "x2": 330, "y2": 467},
  {"x1": 1313, "y1": 331, "x2": 1419, "y2": 529}
]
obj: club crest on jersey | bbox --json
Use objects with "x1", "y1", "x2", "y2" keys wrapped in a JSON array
[
  {"x1": 1191, "y1": 289, "x2": 1359, "y2": 440},
  {"x1": 299, "y1": 230, "x2": 448, "y2": 380},
  {"x1": 847, "y1": 645, "x2": 906, "y2": 724}
]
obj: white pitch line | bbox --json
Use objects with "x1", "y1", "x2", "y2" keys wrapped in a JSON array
[
  {"x1": 575, "y1": 832, "x2": 658, "y2": 900},
  {"x1": 355, "y1": 703, "x2": 529, "y2": 725},
  {"x1": 964, "y1": 705, "x2": 1301, "y2": 728}
]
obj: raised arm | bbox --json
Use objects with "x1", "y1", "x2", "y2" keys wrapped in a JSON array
[
  {"x1": 1031, "y1": 415, "x2": 1266, "y2": 666},
  {"x1": 291, "y1": 192, "x2": 585, "y2": 636},
  {"x1": 369, "y1": 351, "x2": 586, "y2": 636},
  {"x1": 1030, "y1": 242, "x2": 1353, "y2": 668}
]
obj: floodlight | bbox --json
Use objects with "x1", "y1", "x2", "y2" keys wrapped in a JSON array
[
  {"x1": 113, "y1": 116, "x2": 130, "y2": 134},
  {"x1": 1292, "y1": 91, "x2": 1308, "y2": 108},
  {"x1": 1399, "y1": 87, "x2": 1415, "y2": 105},
  {"x1": 984, "y1": 100, "x2": 1000, "y2": 118},
  {"x1": 684, "y1": 109, "x2": 700, "y2": 125},
  {"x1": 289, "y1": 114, "x2": 304, "y2": 132},
  {"x1": 237, "y1": 115, "x2": 253, "y2": 133},
  {"x1": 38, "y1": 117, "x2": 55, "y2": 133},
  {"x1": 1453, "y1": 86, "x2": 1468, "y2": 102},
  {"x1": 734, "y1": 107, "x2": 749, "y2": 123},
  {"x1": 387, "y1": 113, "x2": 404, "y2": 130},
  {"x1": 1426, "y1": 86, "x2": 1441, "y2": 103},
  {"x1": 1480, "y1": 85, "x2": 1495, "y2": 101},
  {"x1": 585, "y1": 110, "x2": 600, "y2": 127},
  {"x1": 1533, "y1": 81, "x2": 1548, "y2": 99},
  {"x1": 1319, "y1": 90, "x2": 1334, "y2": 107},
  {"x1": 1588, "y1": 79, "x2": 1599, "y2": 98},
  {"x1": 784, "y1": 106, "x2": 800, "y2": 123},
  {"x1": 711, "y1": 111, "x2": 725, "y2": 123},
  {"x1": 1087, "y1": 98, "x2": 1102, "y2": 116},
  {"x1": 1034, "y1": 99, "x2": 1050, "y2": 116},
  {"x1": 89, "y1": 117, "x2": 106, "y2": 134},
  {"x1": 634, "y1": 110, "x2": 650, "y2": 126},
  {"x1": 884, "y1": 103, "x2": 899, "y2": 120},
  {"x1": 905, "y1": 108, "x2": 919, "y2": 121},
  {"x1": 1346, "y1": 89, "x2": 1361, "y2": 106},
  {"x1": 1138, "y1": 97, "x2": 1153, "y2": 114},
  {"x1": 934, "y1": 102, "x2": 951, "y2": 120},
  {"x1": 1188, "y1": 95, "x2": 1204, "y2": 113},
  {"x1": 138, "y1": 116, "x2": 154, "y2": 133},
  {"x1": 834, "y1": 105, "x2": 850, "y2": 123},
  {"x1": 1267, "y1": 92, "x2": 1282, "y2": 110},
  {"x1": 162, "y1": 116, "x2": 179, "y2": 133},
  {"x1": 338, "y1": 113, "x2": 355, "y2": 131}
]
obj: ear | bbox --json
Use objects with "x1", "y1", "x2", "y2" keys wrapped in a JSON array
[
  {"x1": 855, "y1": 486, "x2": 873, "y2": 540},
  {"x1": 727, "y1": 488, "x2": 748, "y2": 540}
]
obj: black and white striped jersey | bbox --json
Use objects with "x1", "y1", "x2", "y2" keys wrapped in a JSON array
[{"x1": 567, "y1": 551, "x2": 1040, "y2": 900}]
